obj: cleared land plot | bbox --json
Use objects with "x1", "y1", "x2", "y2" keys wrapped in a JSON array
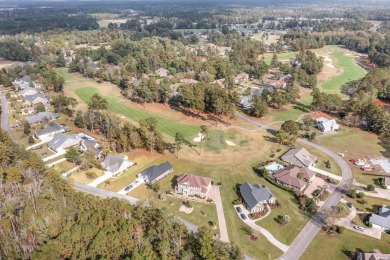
[
  {"x1": 316, "y1": 127, "x2": 390, "y2": 185},
  {"x1": 69, "y1": 168, "x2": 105, "y2": 185},
  {"x1": 302, "y1": 229, "x2": 390, "y2": 260},
  {"x1": 30, "y1": 145, "x2": 54, "y2": 158},
  {"x1": 50, "y1": 160, "x2": 76, "y2": 174}
]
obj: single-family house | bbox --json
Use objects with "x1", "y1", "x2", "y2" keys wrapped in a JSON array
[
  {"x1": 281, "y1": 147, "x2": 317, "y2": 167},
  {"x1": 176, "y1": 173, "x2": 212, "y2": 197},
  {"x1": 357, "y1": 250, "x2": 390, "y2": 260},
  {"x1": 19, "y1": 87, "x2": 38, "y2": 97},
  {"x1": 137, "y1": 161, "x2": 173, "y2": 184},
  {"x1": 26, "y1": 112, "x2": 59, "y2": 125},
  {"x1": 240, "y1": 182, "x2": 276, "y2": 213},
  {"x1": 101, "y1": 154, "x2": 134, "y2": 177},
  {"x1": 369, "y1": 205, "x2": 390, "y2": 232},
  {"x1": 180, "y1": 78, "x2": 199, "y2": 84},
  {"x1": 215, "y1": 78, "x2": 225, "y2": 88},
  {"x1": 13, "y1": 75, "x2": 32, "y2": 90},
  {"x1": 315, "y1": 117, "x2": 340, "y2": 132},
  {"x1": 24, "y1": 93, "x2": 49, "y2": 106},
  {"x1": 272, "y1": 166, "x2": 315, "y2": 192},
  {"x1": 384, "y1": 177, "x2": 390, "y2": 190},
  {"x1": 240, "y1": 96, "x2": 252, "y2": 109},
  {"x1": 234, "y1": 72, "x2": 249, "y2": 84},
  {"x1": 34, "y1": 122, "x2": 69, "y2": 140},
  {"x1": 155, "y1": 68, "x2": 171, "y2": 77},
  {"x1": 48, "y1": 133, "x2": 81, "y2": 152},
  {"x1": 80, "y1": 139, "x2": 102, "y2": 158}
]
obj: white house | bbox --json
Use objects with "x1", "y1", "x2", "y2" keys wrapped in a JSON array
[
  {"x1": 176, "y1": 173, "x2": 212, "y2": 197},
  {"x1": 24, "y1": 93, "x2": 49, "y2": 106},
  {"x1": 315, "y1": 117, "x2": 340, "y2": 132},
  {"x1": 34, "y1": 122, "x2": 69, "y2": 140},
  {"x1": 137, "y1": 161, "x2": 173, "y2": 184},
  {"x1": 48, "y1": 133, "x2": 81, "y2": 152},
  {"x1": 369, "y1": 205, "x2": 390, "y2": 232},
  {"x1": 101, "y1": 154, "x2": 134, "y2": 177},
  {"x1": 19, "y1": 87, "x2": 38, "y2": 97}
]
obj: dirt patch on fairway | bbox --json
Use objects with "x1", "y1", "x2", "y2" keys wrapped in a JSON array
[
  {"x1": 309, "y1": 111, "x2": 331, "y2": 119},
  {"x1": 315, "y1": 50, "x2": 342, "y2": 84}
]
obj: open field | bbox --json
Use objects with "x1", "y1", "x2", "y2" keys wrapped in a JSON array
[
  {"x1": 302, "y1": 229, "x2": 390, "y2": 260},
  {"x1": 69, "y1": 168, "x2": 105, "y2": 185},
  {"x1": 316, "y1": 127, "x2": 390, "y2": 185},
  {"x1": 50, "y1": 160, "x2": 76, "y2": 174},
  {"x1": 261, "y1": 52, "x2": 296, "y2": 64}
]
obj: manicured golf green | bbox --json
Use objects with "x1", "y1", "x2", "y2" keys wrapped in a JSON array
[
  {"x1": 75, "y1": 87, "x2": 200, "y2": 139},
  {"x1": 320, "y1": 46, "x2": 367, "y2": 94}
]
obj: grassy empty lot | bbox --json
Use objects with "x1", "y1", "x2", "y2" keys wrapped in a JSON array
[
  {"x1": 69, "y1": 168, "x2": 105, "y2": 185},
  {"x1": 50, "y1": 160, "x2": 76, "y2": 174},
  {"x1": 302, "y1": 229, "x2": 390, "y2": 260}
]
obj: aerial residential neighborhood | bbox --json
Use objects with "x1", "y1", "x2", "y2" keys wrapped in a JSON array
[{"x1": 0, "y1": 0, "x2": 390, "y2": 259}]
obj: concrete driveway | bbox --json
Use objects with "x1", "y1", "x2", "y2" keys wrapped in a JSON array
[
  {"x1": 208, "y1": 186, "x2": 229, "y2": 243},
  {"x1": 117, "y1": 179, "x2": 144, "y2": 195},
  {"x1": 304, "y1": 177, "x2": 326, "y2": 198},
  {"x1": 234, "y1": 204, "x2": 289, "y2": 252}
]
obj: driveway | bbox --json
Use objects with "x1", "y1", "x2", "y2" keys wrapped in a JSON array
[
  {"x1": 208, "y1": 186, "x2": 229, "y2": 243},
  {"x1": 117, "y1": 179, "x2": 144, "y2": 195},
  {"x1": 304, "y1": 177, "x2": 326, "y2": 198},
  {"x1": 334, "y1": 199, "x2": 381, "y2": 239},
  {"x1": 88, "y1": 172, "x2": 113, "y2": 187},
  {"x1": 234, "y1": 204, "x2": 289, "y2": 252}
]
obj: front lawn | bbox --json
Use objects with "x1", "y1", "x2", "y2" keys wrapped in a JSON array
[
  {"x1": 302, "y1": 229, "x2": 390, "y2": 260},
  {"x1": 69, "y1": 168, "x2": 105, "y2": 184}
]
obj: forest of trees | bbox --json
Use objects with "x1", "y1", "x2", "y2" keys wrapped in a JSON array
[{"x1": 0, "y1": 130, "x2": 242, "y2": 259}]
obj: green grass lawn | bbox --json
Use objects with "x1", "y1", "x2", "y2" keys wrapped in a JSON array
[
  {"x1": 302, "y1": 144, "x2": 343, "y2": 176},
  {"x1": 345, "y1": 195, "x2": 390, "y2": 213},
  {"x1": 50, "y1": 160, "x2": 76, "y2": 174},
  {"x1": 320, "y1": 46, "x2": 367, "y2": 94},
  {"x1": 31, "y1": 145, "x2": 55, "y2": 158},
  {"x1": 75, "y1": 87, "x2": 200, "y2": 139},
  {"x1": 204, "y1": 130, "x2": 227, "y2": 151},
  {"x1": 302, "y1": 229, "x2": 390, "y2": 260},
  {"x1": 262, "y1": 52, "x2": 296, "y2": 64},
  {"x1": 44, "y1": 154, "x2": 66, "y2": 165}
]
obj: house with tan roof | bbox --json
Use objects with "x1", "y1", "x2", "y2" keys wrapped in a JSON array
[
  {"x1": 272, "y1": 166, "x2": 315, "y2": 192},
  {"x1": 281, "y1": 147, "x2": 317, "y2": 167},
  {"x1": 215, "y1": 78, "x2": 225, "y2": 88},
  {"x1": 176, "y1": 173, "x2": 212, "y2": 197},
  {"x1": 234, "y1": 72, "x2": 249, "y2": 84}
]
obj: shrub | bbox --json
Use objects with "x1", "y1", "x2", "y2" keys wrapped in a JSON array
[
  {"x1": 367, "y1": 184, "x2": 375, "y2": 191},
  {"x1": 28, "y1": 136, "x2": 35, "y2": 144},
  {"x1": 357, "y1": 199, "x2": 368, "y2": 205},
  {"x1": 183, "y1": 201, "x2": 192, "y2": 208},
  {"x1": 232, "y1": 198, "x2": 242, "y2": 205},
  {"x1": 347, "y1": 189, "x2": 357, "y2": 198},
  {"x1": 336, "y1": 225, "x2": 345, "y2": 234},
  {"x1": 85, "y1": 172, "x2": 97, "y2": 179},
  {"x1": 357, "y1": 192, "x2": 365, "y2": 198}
]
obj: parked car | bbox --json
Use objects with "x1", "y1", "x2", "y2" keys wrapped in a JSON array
[
  {"x1": 346, "y1": 202, "x2": 353, "y2": 208},
  {"x1": 236, "y1": 207, "x2": 242, "y2": 213},
  {"x1": 353, "y1": 225, "x2": 365, "y2": 232},
  {"x1": 240, "y1": 213, "x2": 247, "y2": 220},
  {"x1": 125, "y1": 185, "x2": 133, "y2": 191}
]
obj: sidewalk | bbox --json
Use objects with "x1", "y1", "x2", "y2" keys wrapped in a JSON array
[
  {"x1": 46, "y1": 158, "x2": 66, "y2": 167},
  {"x1": 308, "y1": 165, "x2": 342, "y2": 181}
]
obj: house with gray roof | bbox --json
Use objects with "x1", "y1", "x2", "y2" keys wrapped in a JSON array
[
  {"x1": 24, "y1": 93, "x2": 49, "y2": 106},
  {"x1": 240, "y1": 96, "x2": 251, "y2": 109},
  {"x1": 80, "y1": 139, "x2": 102, "y2": 159},
  {"x1": 26, "y1": 112, "x2": 59, "y2": 125},
  {"x1": 370, "y1": 205, "x2": 390, "y2": 232},
  {"x1": 101, "y1": 154, "x2": 134, "y2": 177},
  {"x1": 48, "y1": 133, "x2": 80, "y2": 152},
  {"x1": 34, "y1": 122, "x2": 68, "y2": 140},
  {"x1": 281, "y1": 147, "x2": 317, "y2": 167},
  {"x1": 240, "y1": 182, "x2": 276, "y2": 213},
  {"x1": 137, "y1": 161, "x2": 173, "y2": 184},
  {"x1": 19, "y1": 87, "x2": 38, "y2": 97}
]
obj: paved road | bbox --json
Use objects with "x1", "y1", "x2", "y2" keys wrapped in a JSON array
[
  {"x1": 209, "y1": 186, "x2": 230, "y2": 243},
  {"x1": 0, "y1": 93, "x2": 17, "y2": 143},
  {"x1": 281, "y1": 138, "x2": 354, "y2": 260}
]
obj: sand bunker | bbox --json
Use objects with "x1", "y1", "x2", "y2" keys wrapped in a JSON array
[
  {"x1": 179, "y1": 205, "x2": 193, "y2": 214},
  {"x1": 226, "y1": 141, "x2": 236, "y2": 146},
  {"x1": 193, "y1": 133, "x2": 205, "y2": 142}
]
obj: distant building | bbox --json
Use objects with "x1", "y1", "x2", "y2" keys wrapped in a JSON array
[
  {"x1": 315, "y1": 117, "x2": 340, "y2": 132},
  {"x1": 234, "y1": 72, "x2": 249, "y2": 84},
  {"x1": 215, "y1": 78, "x2": 226, "y2": 88},
  {"x1": 155, "y1": 68, "x2": 171, "y2": 77},
  {"x1": 26, "y1": 112, "x2": 59, "y2": 125},
  {"x1": 240, "y1": 182, "x2": 276, "y2": 213},
  {"x1": 180, "y1": 78, "x2": 199, "y2": 84},
  {"x1": 240, "y1": 96, "x2": 252, "y2": 109},
  {"x1": 281, "y1": 147, "x2": 317, "y2": 167},
  {"x1": 24, "y1": 93, "x2": 49, "y2": 106},
  {"x1": 34, "y1": 122, "x2": 68, "y2": 140},
  {"x1": 137, "y1": 161, "x2": 173, "y2": 184},
  {"x1": 176, "y1": 173, "x2": 212, "y2": 197},
  {"x1": 369, "y1": 205, "x2": 390, "y2": 232}
]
